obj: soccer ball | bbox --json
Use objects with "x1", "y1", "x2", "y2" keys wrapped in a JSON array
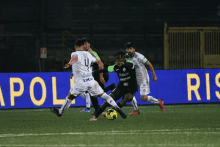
[{"x1": 106, "y1": 109, "x2": 117, "y2": 120}]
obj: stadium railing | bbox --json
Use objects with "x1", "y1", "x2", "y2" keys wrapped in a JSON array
[{"x1": 164, "y1": 22, "x2": 220, "y2": 69}]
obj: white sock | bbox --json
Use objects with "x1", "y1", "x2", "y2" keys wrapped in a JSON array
[
  {"x1": 101, "y1": 93, "x2": 119, "y2": 108},
  {"x1": 131, "y1": 96, "x2": 138, "y2": 110},
  {"x1": 85, "y1": 93, "x2": 91, "y2": 108},
  {"x1": 59, "y1": 97, "x2": 72, "y2": 114},
  {"x1": 147, "y1": 96, "x2": 159, "y2": 104},
  {"x1": 80, "y1": 92, "x2": 86, "y2": 100}
]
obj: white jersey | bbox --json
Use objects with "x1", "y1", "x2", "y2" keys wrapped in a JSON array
[
  {"x1": 71, "y1": 50, "x2": 96, "y2": 82},
  {"x1": 125, "y1": 52, "x2": 149, "y2": 87}
]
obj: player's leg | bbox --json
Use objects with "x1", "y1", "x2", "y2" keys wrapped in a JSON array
[
  {"x1": 92, "y1": 89, "x2": 121, "y2": 119},
  {"x1": 140, "y1": 83, "x2": 165, "y2": 112},
  {"x1": 80, "y1": 92, "x2": 91, "y2": 112},
  {"x1": 59, "y1": 91, "x2": 77, "y2": 115},
  {"x1": 89, "y1": 82, "x2": 126, "y2": 120},
  {"x1": 118, "y1": 93, "x2": 134, "y2": 108},
  {"x1": 90, "y1": 75, "x2": 102, "y2": 115},
  {"x1": 129, "y1": 96, "x2": 140, "y2": 115},
  {"x1": 50, "y1": 91, "x2": 77, "y2": 117},
  {"x1": 100, "y1": 91, "x2": 134, "y2": 118}
]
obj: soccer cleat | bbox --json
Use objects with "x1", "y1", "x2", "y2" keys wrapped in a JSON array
[
  {"x1": 80, "y1": 108, "x2": 90, "y2": 112},
  {"x1": 158, "y1": 99, "x2": 165, "y2": 112},
  {"x1": 129, "y1": 110, "x2": 140, "y2": 115},
  {"x1": 114, "y1": 108, "x2": 127, "y2": 119},
  {"x1": 102, "y1": 112, "x2": 106, "y2": 117},
  {"x1": 90, "y1": 116, "x2": 98, "y2": 121},
  {"x1": 50, "y1": 107, "x2": 62, "y2": 117}
]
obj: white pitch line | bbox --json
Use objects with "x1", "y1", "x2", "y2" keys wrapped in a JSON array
[
  {"x1": 0, "y1": 144, "x2": 219, "y2": 147},
  {"x1": 0, "y1": 129, "x2": 220, "y2": 138},
  {"x1": 0, "y1": 128, "x2": 202, "y2": 138}
]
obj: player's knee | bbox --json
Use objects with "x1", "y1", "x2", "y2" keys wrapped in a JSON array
[
  {"x1": 127, "y1": 96, "x2": 133, "y2": 102},
  {"x1": 69, "y1": 95, "x2": 76, "y2": 100},
  {"x1": 141, "y1": 95, "x2": 148, "y2": 101},
  {"x1": 109, "y1": 93, "x2": 116, "y2": 100},
  {"x1": 123, "y1": 94, "x2": 133, "y2": 102}
]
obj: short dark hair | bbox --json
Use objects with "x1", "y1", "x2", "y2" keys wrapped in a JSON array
[
  {"x1": 114, "y1": 51, "x2": 125, "y2": 59},
  {"x1": 124, "y1": 42, "x2": 135, "y2": 49},
  {"x1": 81, "y1": 37, "x2": 91, "y2": 44},
  {"x1": 75, "y1": 39, "x2": 84, "y2": 47}
]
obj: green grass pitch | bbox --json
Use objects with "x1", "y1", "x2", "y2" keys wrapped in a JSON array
[{"x1": 0, "y1": 104, "x2": 220, "y2": 147}]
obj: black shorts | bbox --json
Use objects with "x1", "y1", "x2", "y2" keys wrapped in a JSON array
[
  {"x1": 94, "y1": 72, "x2": 109, "y2": 89},
  {"x1": 110, "y1": 83, "x2": 138, "y2": 101}
]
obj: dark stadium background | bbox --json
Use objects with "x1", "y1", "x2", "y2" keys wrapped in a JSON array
[{"x1": 0, "y1": 0, "x2": 219, "y2": 73}]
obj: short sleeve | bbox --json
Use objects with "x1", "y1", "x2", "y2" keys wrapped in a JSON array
[
  {"x1": 92, "y1": 51, "x2": 101, "y2": 61},
  {"x1": 138, "y1": 53, "x2": 149, "y2": 64},
  {"x1": 71, "y1": 52, "x2": 78, "y2": 58},
  {"x1": 107, "y1": 65, "x2": 115, "y2": 72}
]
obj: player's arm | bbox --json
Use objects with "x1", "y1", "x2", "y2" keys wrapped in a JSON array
[
  {"x1": 93, "y1": 65, "x2": 115, "y2": 74},
  {"x1": 139, "y1": 54, "x2": 157, "y2": 82},
  {"x1": 146, "y1": 62, "x2": 157, "y2": 82},
  {"x1": 91, "y1": 50, "x2": 105, "y2": 84},
  {"x1": 64, "y1": 55, "x2": 78, "y2": 68}
]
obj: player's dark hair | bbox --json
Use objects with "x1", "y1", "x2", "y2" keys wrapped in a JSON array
[
  {"x1": 124, "y1": 42, "x2": 135, "y2": 49},
  {"x1": 114, "y1": 51, "x2": 125, "y2": 59},
  {"x1": 75, "y1": 39, "x2": 84, "y2": 47},
  {"x1": 81, "y1": 37, "x2": 91, "y2": 44}
]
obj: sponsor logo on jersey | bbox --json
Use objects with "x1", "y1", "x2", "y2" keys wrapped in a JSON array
[
  {"x1": 120, "y1": 77, "x2": 130, "y2": 81},
  {"x1": 119, "y1": 72, "x2": 129, "y2": 77},
  {"x1": 83, "y1": 78, "x2": 93, "y2": 82}
]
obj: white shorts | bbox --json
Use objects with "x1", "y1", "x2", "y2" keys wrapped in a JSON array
[
  {"x1": 139, "y1": 81, "x2": 150, "y2": 96},
  {"x1": 70, "y1": 77, "x2": 104, "y2": 96}
]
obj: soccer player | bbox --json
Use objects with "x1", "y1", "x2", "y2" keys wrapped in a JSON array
[
  {"x1": 125, "y1": 42, "x2": 165, "y2": 114},
  {"x1": 80, "y1": 37, "x2": 115, "y2": 114},
  {"x1": 90, "y1": 51, "x2": 138, "y2": 121},
  {"x1": 50, "y1": 39, "x2": 126, "y2": 119}
]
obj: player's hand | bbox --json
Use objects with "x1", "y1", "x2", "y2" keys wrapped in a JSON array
[
  {"x1": 88, "y1": 47, "x2": 93, "y2": 54},
  {"x1": 153, "y1": 75, "x2": 157, "y2": 82},
  {"x1": 100, "y1": 76, "x2": 106, "y2": 85},
  {"x1": 64, "y1": 63, "x2": 70, "y2": 68}
]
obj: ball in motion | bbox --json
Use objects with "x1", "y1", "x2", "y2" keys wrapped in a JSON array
[{"x1": 106, "y1": 109, "x2": 117, "y2": 120}]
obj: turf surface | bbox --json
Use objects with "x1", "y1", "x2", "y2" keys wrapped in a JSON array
[{"x1": 0, "y1": 104, "x2": 220, "y2": 147}]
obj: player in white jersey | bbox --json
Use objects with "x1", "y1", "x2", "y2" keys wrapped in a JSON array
[
  {"x1": 124, "y1": 42, "x2": 165, "y2": 114},
  {"x1": 50, "y1": 39, "x2": 126, "y2": 119}
]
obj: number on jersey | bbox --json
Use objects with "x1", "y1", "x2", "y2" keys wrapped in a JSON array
[{"x1": 85, "y1": 58, "x2": 89, "y2": 71}]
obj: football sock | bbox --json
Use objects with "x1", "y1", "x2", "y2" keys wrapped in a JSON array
[
  {"x1": 59, "y1": 97, "x2": 72, "y2": 114},
  {"x1": 90, "y1": 96, "x2": 99, "y2": 111},
  {"x1": 147, "y1": 96, "x2": 159, "y2": 104},
  {"x1": 85, "y1": 93, "x2": 91, "y2": 108},
  {"x1": 101, "y1": 93, "x2": 119, "y2": 108},
  {"x1": 80, "y1": 92, "x2": 86, "y2": 100},
  {"x1": 95, "y1": 108, "x2": 105, "y2": 118},
  {"x1": 131, "y1": 96, "x2": 138, "y2": 110},
  {"x1": 117, "y1": 102, "x2": 123, "y2": 108}
]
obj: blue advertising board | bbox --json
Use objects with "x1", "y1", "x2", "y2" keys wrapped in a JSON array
[{"x1": 0, "y1": 69, "x2": 219, "y2": 109}]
